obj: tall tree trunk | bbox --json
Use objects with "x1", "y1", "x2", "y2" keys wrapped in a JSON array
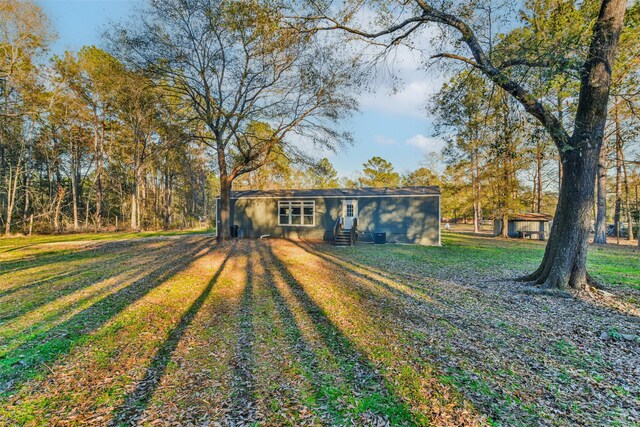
[
  {"x1": 216, "y1": 128, "x2": 235, "y2": 241},
  {"x1": 472, "y1": 145, "x2": 480, "y2": 233},
  {"x1": 84, "y1": 196, "x2": 91, "y2": 228},
  {"x1": 523, "y1": 149, "x2": 599, "y2": 289},
  {"x1": 501, "y1": 212, "x2": 508, "y2": 238},
  {"x1": 614, "y1": 105, "x2": 622, "y2": 243},
  {"x1": 557, "y1": 94, "x2": 564, "y2": 193},
  {"x1": 54, "y1": 184, "x2": 65, "y2": 233},
  {"x1": 131, "y1": 173, "x2": 139, "y2": 231},
  {"x1": 519, "y1": 0, "x2": 626, "y2": 290},
  {"x1": 4, "y1": 163, "x2": 20, "y2": 236},
  {"x1": 70, "y1": 140, "x2": 79, "y2": 230},
  {"x1": 70, "y1": 170, "x2": 79, "y2": 230},
  {"x1": 620, "y1": 145, "x2": 634, "y2": 241},
  {"x1": 93, "y1": 115, "x2": 104, "y2": 230},
  {"x1": 139, "y1": 174, "x2": 146, "y2": 230},
  {"x1": 531, "y1": 172, "x2": 537, "y2": 213},
  {"x1": 218, "y1": 174, "x2": 232, "y2": 241},
  {"x1": 593, "y1": 141, "x2": 608, "y2": 244},
  {"x1": 164, "y1": 169, "x2": 173, "y2": 229},
  {"x1": 203, "y1": 174, "x2": 208, "y2": 224},
  {"x1": 22, "y1": 147, "x2": 30, "y2": 227},
  {"x1": 130, "y1": 186, "x2": 138, "y2": 231},
  {"x1": 536, "y1": 142, "x2": 543, "y2": 213}
]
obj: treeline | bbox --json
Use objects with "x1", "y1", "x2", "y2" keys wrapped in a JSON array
[
  {"x1": 1, "y1": 3, "x2": 215, "y2": 235},
  {"x1": 234, "y1": 155, "x2": 440, "y2": 191},
  {"x1": 3, "y1": 0, "x2": 640, "y2": 244}
]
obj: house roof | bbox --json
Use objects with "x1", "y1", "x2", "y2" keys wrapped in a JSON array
[
  {"x1": 230, "y1": 186, "x2": 440, "y2": 199},
  {"x1": 510, "y1": 213, "x2": 553, "y2": 221}
]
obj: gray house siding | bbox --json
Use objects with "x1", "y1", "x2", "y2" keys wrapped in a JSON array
[
  {"x1": 355, "y1": 196, "x2": 439, "y2": 245},
  {"x1": 219, "y1": 193, "x2": 440, "y2": 245},
  {"x1": 231, "y1": 197, "x2": 339, "y2": 240}
]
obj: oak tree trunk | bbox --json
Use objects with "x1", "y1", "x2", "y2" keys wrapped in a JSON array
[
  {"x1": 521, "y1": 149, "x2": 598, "y2": 289},
  {"x1": 519, "y1": 0, "x2": 626, "y2": 290},
  {"x1": 218, "y1": 175, "x2": 232, "y2": 242}
]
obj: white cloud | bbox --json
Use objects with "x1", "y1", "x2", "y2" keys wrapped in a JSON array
[
  {"x1": 360, "y1": 81, "x2": 436, "y2": 119},
  {"x1": 374, "y1": 135, "x2": 396, "y2": 145},
  {"x1": 354, "y1": 23, "x2": 447, "y2": 120},
  {"x1": 405, "y1": 134, "x2": 445, "y2": 154}
]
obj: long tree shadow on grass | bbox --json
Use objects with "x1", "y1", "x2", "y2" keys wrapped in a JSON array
[
  {"x1": 0, "y1": 249, "x2": 140, "y2": 323},
  {"x1": 227, "y1": 244, "x2": 258, "y2": 425},
  {"x1": 109, "y1": 246, "x2": 234, "y2": 426},
  {"x1": 259, "y1": 243, "x2": 415, "y2": 425},
  {"x1": 290, "y1": 240, "x2": 443, "y2": 312},
  {"x1": 0, "y1": 238, "x2": 214, "y2": 395},
  {"x1": 299, "y1": 242, "x2": 640, "y2": 320},
  {"x1": 293, "y1": 240, "x2": 512, "y2": 317},
  {"x1": 0, "y1": 270, "x2": 78, "y2": 298},
  {"x1": 0, "y1": 240, "x2": 207, "y2": 348},
  {"x1": 294, "y1": 241, "x2": 640, "y2": 425},
  {"x1": 298, "y1": 240, "x2": 447, "y2": 285},
  {"x1": 0, "y1": 238, "x2": 165, "y2": 278}
]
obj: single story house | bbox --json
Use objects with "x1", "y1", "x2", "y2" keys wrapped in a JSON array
[
  {"x1": 493, "y1": 213, "x2": 553, "y2": 240},
  {"x1": 216, "y1": 186, "x2": 441, "y2": 245}
]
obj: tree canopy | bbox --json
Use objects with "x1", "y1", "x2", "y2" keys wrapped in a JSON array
[
  {"x1": 111, "y1": 0, "x2": 360, "y2": 240},
  {"x1": 358, "y1": 156, "x2": 401, "y2": 188}
]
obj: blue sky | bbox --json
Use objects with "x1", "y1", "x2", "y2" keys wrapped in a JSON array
[{"x1": 36, "y1": 0, "x2": 445, "y2": 178}]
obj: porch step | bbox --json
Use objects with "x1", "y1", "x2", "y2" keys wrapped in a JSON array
[{"x1": 334, "y1": 231, "x2": 353, "y2": 246}]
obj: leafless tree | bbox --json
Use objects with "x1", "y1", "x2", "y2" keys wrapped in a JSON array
[{"x1": 111, "y1": 0, "x2": 359, "y2": 240}]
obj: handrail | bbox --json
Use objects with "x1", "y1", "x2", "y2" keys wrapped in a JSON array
[
  {"x1": 333, "y1": 216, "x2": 343, "y2": 244},
  {"x1": 350, "y1": 218, "x2": 358, "y2": 245}
]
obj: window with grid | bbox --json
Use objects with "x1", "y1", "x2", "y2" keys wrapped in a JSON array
[
  {"x1": 278, "y1": 201, "x2": 314, "y2": 226},
  {"x1": 346, "y1": 204, "x2": 354, "y2": 217}
]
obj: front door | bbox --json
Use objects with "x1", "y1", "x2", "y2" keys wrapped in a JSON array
[{"x1": 343, "y1": 199, "x2": 358, "y2": 229}]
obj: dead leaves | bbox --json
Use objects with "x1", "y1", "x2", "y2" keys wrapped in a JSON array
[{"x1": 2, "y1": 236, "x2": 639, "y2": 426}]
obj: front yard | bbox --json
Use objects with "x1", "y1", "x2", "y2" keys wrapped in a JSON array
[{"x1": 0, "y1": 232, "x2": 638, "y2": 426}]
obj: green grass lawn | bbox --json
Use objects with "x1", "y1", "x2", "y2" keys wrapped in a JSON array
[
  {"x1": 392, "y1": 232, "x2": 640, "y2": 290},
  {"x1": 0, "y1": 232, "x2": 638, "y2": 426},
  {"x1": 0, "y1": 228, "x2": 213, "y2": 251}
]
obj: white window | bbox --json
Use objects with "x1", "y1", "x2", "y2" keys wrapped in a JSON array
[
  {"x1": 346, "y1": 204, "x2": 354, "y2": 217},
  {"x1": 278, "y1": 200, "x2": 315, "y2": 226}
]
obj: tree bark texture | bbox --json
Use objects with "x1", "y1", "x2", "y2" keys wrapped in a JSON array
[
  {"x1": 473, "y1": 145, "x2": 481, "y2": 233},
  {"x1": 620, "y1": 143, "x2": 634, "y2": 241},
  {"x1": 593, "y1": 141, "x2": 607, "y2": 244},
  {"x1": 519, "y1": 0, "x2": 626, "y2": 289},
  {"x1": 536, "y1": 142, "x2": 543, "y2": 213},
  {"x1": 4, "y1": 163, "x2": 20, "y2": 236},
  {"x1": 218, "y1": 175, "x2": 232, "y2": 242}
]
